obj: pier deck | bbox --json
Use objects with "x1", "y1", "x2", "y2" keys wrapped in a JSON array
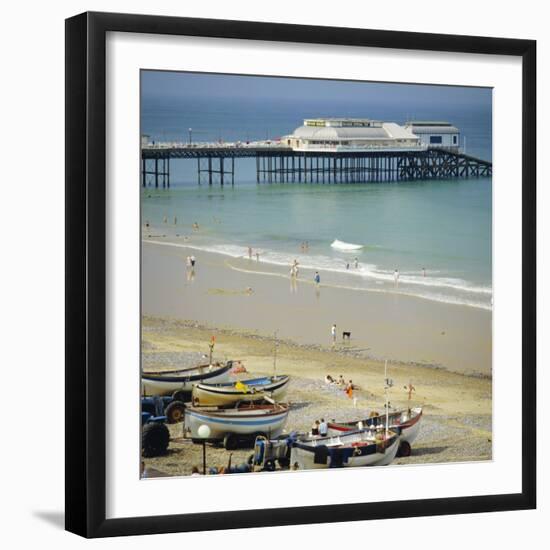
[{"x1": 141, "y1": 143, "x2": 492, "y2": 187}]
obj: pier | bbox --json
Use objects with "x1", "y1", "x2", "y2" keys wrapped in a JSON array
[{"x1": 141, "y1": 143, "x2": 492, "y2": 187}]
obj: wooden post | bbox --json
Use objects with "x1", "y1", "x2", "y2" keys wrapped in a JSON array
[{"x1": 142, "y1": 158, "x2": 146, "y2": 187}]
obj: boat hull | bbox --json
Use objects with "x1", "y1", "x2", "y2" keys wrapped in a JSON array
[
  {"x1": 184, "y1": 404, "x2": 289, "y2": 440},
  {"x1": 327, "y1": 407, "x2": 423, "y2": 446},
  {"x1": 142, "y1": 363, "x2": 233, "y2": 396},
  {"x1": 192, "y1": 376, "x2": 290, "y2": 406},
  {"x1": 290, "y1": 431, "x2": 399, "y2": 470}
]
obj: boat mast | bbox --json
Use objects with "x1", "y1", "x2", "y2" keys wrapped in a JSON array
[
  {"x1": 384, "y1": 359, "x2": 393, "y2": 439},
  {"x1": 208, "y1": 336, "x2": 215, "y2": 366},
  {"x1": 273, "y1": 330, "x2": 278, "y2": 377}
]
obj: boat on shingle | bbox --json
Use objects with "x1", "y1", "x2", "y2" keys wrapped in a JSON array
[
  {"x1": 327, "y1": 406, "x2": 423, "y2": 457},
  {"x1": 290, "y1": 428, "x2": 400, "y2": 469},
  {"x1": 192, "y1": 375, "x2": 290, "y2": 406},
  {"x1": 141, "y1": 361, "x2": 233, "y2": 396},
  {"x1": 184, "y1": 401, "x2": 290, "y2": 449}
]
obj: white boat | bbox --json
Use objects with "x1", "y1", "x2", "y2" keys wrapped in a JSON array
[
  {"x1": 330, "y1": 239, "x2": 364, "y2": 251},
  {"x1": 327, "y1": 407, "x2": 423, "y2": 456},
  {"x1": 290, "y1": 429, "x2": 400, "y2": 470},
  {"x1": 141, "y1": 362, "x2": 233, "y2": 396},
  {"x1": 192, "y1": 375, "x2": 290, "y2": 406},
  {"x1": 184, "y1": 401, "x2": 290, "y2": 448}
]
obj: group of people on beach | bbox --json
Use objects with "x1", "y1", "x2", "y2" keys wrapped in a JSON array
[
  {"x1": 324, "y1": 373, "x2": 355, "y2": 398},
  {"x1": 247, "y1": 246, "x2": 260, "y2": 262},
  {"x1": 345, "y1": 257, "x2": 360, "y2": 270},
  {"x1": 311, "y1": 418, "x2": 329, "y2": 437}
]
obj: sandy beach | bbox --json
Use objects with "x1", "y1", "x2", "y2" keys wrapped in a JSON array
[
  {"x1": 142, "y1": 238, "x2": 492, "y2": 376},
  {"x1": 141, "y1": 315, "x2": 492, "y2": 477}
]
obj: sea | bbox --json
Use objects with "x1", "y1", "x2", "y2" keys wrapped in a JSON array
[{"x1": 141, "y1": 93, "x2": 492, "y2": 311}]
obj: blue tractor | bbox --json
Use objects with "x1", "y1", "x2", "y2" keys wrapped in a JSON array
[
  {"x1": 141, "y1": 405, "x2": 171, "y2": 458},
  {"x1": 141, "y1": 395, "x2": 187, "y2": 424}
]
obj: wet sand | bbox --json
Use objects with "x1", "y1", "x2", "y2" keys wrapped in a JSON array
[{"x1": 142, "y1": 239, "x2": 492, "y2": 376}]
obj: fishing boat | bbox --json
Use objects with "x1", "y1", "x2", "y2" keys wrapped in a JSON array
[
  {"x1": 290, "y1": 428, "x2": 400, "y2": 470},
  {"x1": 184, "y1": 401, "x2": 290, "y2": 449},
  {"x1": 192, "y1": 375, "x2": 290, "y2": 406},
  {"x1": 327, "y1": 407, "x2": 423, "y2": 456},
  {"x1": 330, "y1": 239, "x2": 364, "y2": 251},
  {"x1": 141, "y1": 361, "x2": 233, "y2": 396}
]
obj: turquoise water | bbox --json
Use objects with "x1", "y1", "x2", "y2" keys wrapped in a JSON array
[
  {"x1": 141, "y1": 75, "x2": 492, "y2": 310},
  {"x1": 142, "y1": 178, "x2": 492, "y2": 310}
]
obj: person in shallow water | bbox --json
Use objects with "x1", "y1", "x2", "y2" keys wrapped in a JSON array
[{"x1": 314, "y1": 271, "x2": 320, "y2": 284}]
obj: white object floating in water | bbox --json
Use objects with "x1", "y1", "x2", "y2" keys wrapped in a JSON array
[{"x1": 331, "y1": 239, "x2": 364, "y2": 251}]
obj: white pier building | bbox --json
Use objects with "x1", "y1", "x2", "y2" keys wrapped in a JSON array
[
  {"x1": 403, "y1": 121, "x2": 460, "y2": 152},
  {"x1": 283, "y1": 118, "x2": 425, "y2": 152}
]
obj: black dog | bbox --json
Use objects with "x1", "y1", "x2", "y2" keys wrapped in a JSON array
[{"x1": 342, "y1": 331, "x2": 351, "y2": 340}]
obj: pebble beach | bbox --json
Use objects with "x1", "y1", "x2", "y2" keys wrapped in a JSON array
[{"x1": 141, "y1": 316, "x2": 492, "y2": 478}]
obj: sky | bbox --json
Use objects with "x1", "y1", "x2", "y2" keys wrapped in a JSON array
[{"x1": 141, "y1": 70, "x2": 492, "y2": 111}]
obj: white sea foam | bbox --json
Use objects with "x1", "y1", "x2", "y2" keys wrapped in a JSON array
[{"x1": 145, "y1": 238, "x2": 492, "y2": 311}]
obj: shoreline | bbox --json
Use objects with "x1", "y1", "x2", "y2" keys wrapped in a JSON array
[
  {"x1": 142, "y1": 239, "x2": 492, "y2": 376},
  {"x1": 144, "y1": 234, "x2": 493, "y2": 312}
]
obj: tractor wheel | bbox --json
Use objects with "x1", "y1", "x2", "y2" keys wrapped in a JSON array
[
  {"x1": 224, "y1": 433, "x2": 238, "y2": 450},
  {"x1": 278, "y1": 457, "x2": 290, "y2": 469},
  {"x1": 397, "y1": 441, "x2": 412, "y2": 458},
  {"x1": 172, "y1": 390, "x2": 190, "y2": 403},
  {"x1": 142, "y1": 422, "x2": 170, "y2": 457},
  {"x1": 165, "y1": 401, "x2": 186, "y2": 424}
]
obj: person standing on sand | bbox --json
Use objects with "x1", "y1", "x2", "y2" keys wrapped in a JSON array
[
  {"x1": 190, "y1": 255, "x2": 196, "y2": 268},
  {"x1": 314, "y1": 271, "x2": 321, "y2": 285},
  {"x1": 331, "y1": 324, "x2": 337, "y2": 346},
  {"x1": 248, "y1": 246, "x2": 252, "y2": 259},
  {"x1": 394, "y1": 269, "x2": 399, "y2": 287},
  {"x1": 256, "y1": 251, "x2": 260, "y2": 262}
]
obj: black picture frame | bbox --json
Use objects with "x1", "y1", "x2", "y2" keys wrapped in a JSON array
[{"x1": 65, "y1": 11, "x2": 536, "y2": 538}]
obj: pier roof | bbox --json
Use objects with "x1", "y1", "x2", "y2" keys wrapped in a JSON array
[{"x1": 291, "y1": 121, "x2": 417, "y2": 141}]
